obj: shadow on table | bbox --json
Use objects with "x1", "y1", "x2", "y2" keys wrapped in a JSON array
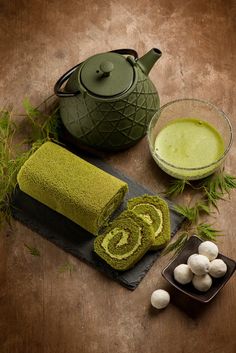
[
  {"x1": 168, "y1": 286, "x2": 222, "y2": 319},
  {"x1": 148, "y1": 284, "x2": 222, "y2": 319}
]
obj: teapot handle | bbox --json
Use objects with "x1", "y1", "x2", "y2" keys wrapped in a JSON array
[
  {"x1": 54, "y1": 63, "x2": 82, "y2": 97},
  {"x1": 54, "y1": 49, "x2": 138, "y2": 97}
]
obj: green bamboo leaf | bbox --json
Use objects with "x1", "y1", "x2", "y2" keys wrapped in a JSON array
[
  {"x1": 174, "y1": 205, "x2": 198, "y2": 223},
  {"x1": 202, "y1": 171, "x2": 236, "y2": 201},
  {"x1": 23, "y1": 97, "x2": 40, "y2": 119},
  {"x1": 0, "y1": 101, "x2": 60, "y2": 230},
  {"x1": 217, "y1": 174, "x2": 225, "y2": 193},
  {"x1": 0, "y1": 111, "x2": 10, "y2": 130},
  {"x1": 196, "y1": 223, "x2": 223, "y2": 241},
  {"x1": 24, "y1": 243, "x2": 41, "y2": 256},
  {"x1": 165, "y1": 179, "x2": 190, "y2": 198},
  {"x1": 58, "y1": 262, "x2": 75, "y2": 274},
  {"x1": 0, "y1": 110, "x2": 16, "y2": 139},
  {"x1": 196, "y1": 202, "x2": 211, "y2": 215},
  {"x1": 223, "y1": 174, "x2": 236, "y2": 192},
  {"x1": 203, "y1": 187, "x2": 223, "y2": 210},
  {"x1": 162, "y1": 233, "x2": 188, "y2": 256}
]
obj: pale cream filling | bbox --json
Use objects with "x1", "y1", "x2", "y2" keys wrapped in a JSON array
[
  {"x1": 101, "y1": 227, "x2": 142, "y2": 260},
  {"x1": 155, "y1": 209, "x2": 163, "y2": 238},
  {"x1": 140, "y1": 214, "x2": 152, "y2": 225},
  {"x1": 117, "y1": 230, "x2": 129, "y2": 247},
  {"x1": 132, "y1": 203, "x2": 163, "y2": 239}
]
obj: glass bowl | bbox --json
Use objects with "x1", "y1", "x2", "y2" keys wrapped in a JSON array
[{"x1": 147, "y1": 98, "x2": 233, "y2": 180}]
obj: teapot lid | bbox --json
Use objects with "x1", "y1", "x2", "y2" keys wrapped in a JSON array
[{"x1": 80, "y1": 52, "x2": 135, "y2": 97}]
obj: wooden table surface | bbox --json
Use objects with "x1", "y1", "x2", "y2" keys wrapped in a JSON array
[{"x1": 0, "y1": 1, "x2": 236, "y2": 352}]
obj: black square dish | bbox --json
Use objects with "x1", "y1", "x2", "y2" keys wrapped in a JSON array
[{"x1": 162, "y1": 236, "x2": 236, "y2": 303}]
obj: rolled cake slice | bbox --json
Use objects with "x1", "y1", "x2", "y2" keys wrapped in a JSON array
[
  {"x1": 94, "y1": 210, "x2": 154, "y2": 271},
  {"x1": 127, "y1": 195, "x2": 170, "y2": 250},
  {"x1": 17, "y1": 141, "x2": 128, "y2": 235}
]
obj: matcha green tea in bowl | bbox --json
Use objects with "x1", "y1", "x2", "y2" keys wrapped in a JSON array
[{"x1": 147, "y1": 99, "x2": 233, "y2": 180}]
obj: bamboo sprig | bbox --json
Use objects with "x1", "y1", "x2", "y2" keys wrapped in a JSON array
[
  {"x1": 24, "y1": 243, "x2": 41, "y2": 256},
  {"x1": 0, "y1": 97, "x2": 60, "y2": 229},
  {"x1": 165, "y1": 169, "x2": 236, "y2": 202},
  {"x1": 174, "y1": 205, "x2": 198, "y2": 223},
  {"x1": 201, "y1": 172, "x2": 236, "y2": 208},
  {"x1": 23, "y1": 97, "x2": 61, "y2": 143},
  {"x1": 164, "y1": 169, "x2": 236, "y2": 255},
  {"x1": 196, "y1": 223, "x2": 223, "y2": 241},
  {"x1": 58, "y1": 262, "x2": 75, "y2": 274},
  {"x1": 164, "y1": 179, "x2": 190, "y2": 198},
  {"x1": 162, "y1": 232, "x2": 189, "y2": 256},
  {"x1": 174, "y1": 201, "x2": 211, "y2": 224}
]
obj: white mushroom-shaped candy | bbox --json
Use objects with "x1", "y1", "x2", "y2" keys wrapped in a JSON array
[
  {"x1": 198, "y1": 241, "x2": 218, "y2": 261},
  {"x1": 209, "y1": 259, "x2": 227, "y2": 278},
  {"x1": 192, "y1": 274, "x2": 212, "y2": 292},
  {"x1": 174, "y1": 264, "x2": 193, "y2": 284},
  {"x1": 151, "y1": 289, "x2": 170, "y2": 309},
  {"x1": 188, "y1": 254, "x2": 210, "y2": 275}
]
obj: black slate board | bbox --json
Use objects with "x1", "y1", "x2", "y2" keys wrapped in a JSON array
[{"x1": 11, "y1": 155, "x2": 184, "y2": 290}]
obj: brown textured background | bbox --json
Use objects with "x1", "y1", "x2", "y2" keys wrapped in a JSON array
[{"x1": 0, "y1": 1, "x2": 236, "y2": 353}]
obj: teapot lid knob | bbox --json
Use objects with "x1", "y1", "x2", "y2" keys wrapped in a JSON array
[{"x1": 100, "y1": 61, "x2": 114, "y2": 77}]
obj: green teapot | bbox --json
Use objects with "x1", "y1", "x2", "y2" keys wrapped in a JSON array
[{"x1": 54, "y1": 48, "x2": 162, "y2": 150}]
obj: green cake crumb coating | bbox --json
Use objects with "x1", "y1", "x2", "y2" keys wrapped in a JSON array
[
  {"x1": 127, "y1": 195, "x2": 170, "y2": 250},
  {"x1": 17, "y1": 142, "x2": 128, "y2": 235},
  {"x1": 94, "y1": 210, "x2": 154, "y2": 271}
]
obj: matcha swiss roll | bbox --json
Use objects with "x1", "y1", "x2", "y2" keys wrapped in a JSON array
[
  {"x1": 127, "y1": 195, "x2": 170, "y2": 250},
  {"x1": 17, "y1": 142, "x2": 128, "y2": 235},
  {"x1": 94, "y1": 210, "x2": 154, "y2": 271}
]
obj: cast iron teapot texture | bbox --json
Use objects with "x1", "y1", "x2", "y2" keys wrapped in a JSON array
[{"x1": 54, "y1": 48, "x2": 162, "y2": 150}]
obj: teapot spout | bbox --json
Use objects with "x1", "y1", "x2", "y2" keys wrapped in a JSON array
[{"x1": 137, "y1": 48, "x2": 162, "y2": 75}]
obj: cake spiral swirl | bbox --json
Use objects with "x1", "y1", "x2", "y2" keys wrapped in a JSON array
[
  {"x1": 127, "y1": 195, "x2": 170, "y2": 250},
  {"x1": 94, "y1": 210, "x2": 154, "y2": 271}
]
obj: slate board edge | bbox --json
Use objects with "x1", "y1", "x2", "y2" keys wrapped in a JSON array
[{"x1": 12, "y1": 202, "x2": 184, "y2": 290}]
